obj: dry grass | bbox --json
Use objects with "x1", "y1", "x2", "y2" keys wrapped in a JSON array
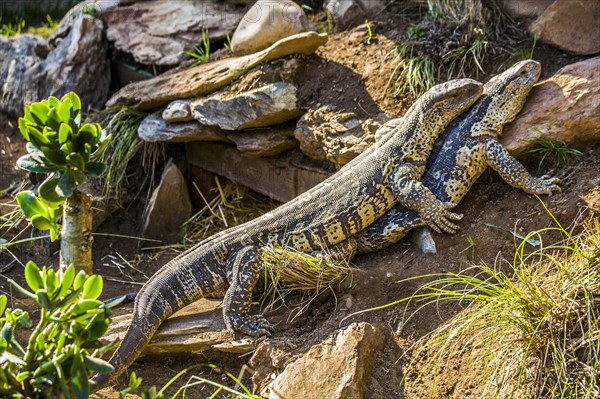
[{"x1": 401, "y1": 215, "x2": 600, "y2": 398}]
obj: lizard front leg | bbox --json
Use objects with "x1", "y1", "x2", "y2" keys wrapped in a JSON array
[
  {"x1": 485, "y1": 140, "x2": 561, "y2": 195},
  {"x1": 389, "y1": 163, "x2": 463, "y2": 234},
  {"x1": 223, "y1": 246, "x2": 273, "y2": 336}
]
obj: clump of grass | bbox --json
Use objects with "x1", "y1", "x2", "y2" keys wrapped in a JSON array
[
  {"x1": 401, "y1": 215, "x2": 600, "y2": 398},
  {"x1": 386, "y1": 42, "x2": 435, "y2": 97},
  {"x1": 0, "y1": 16, "x2": 25, "y2": 36},
  {"x1": 261, "y1": 243, "x2": 354, "y2": 318},
  {"x1": 185, "y1": 28, "x2": 211, "y2": 67},
  {"x1": 91, "y1": 107, "x2": 163, "y2": 205},
  {"x1": 524, "y1": 135, "x2": 583, "y2": 170}
]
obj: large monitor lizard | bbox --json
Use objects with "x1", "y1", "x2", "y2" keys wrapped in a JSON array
[
  {"x1": 356, "y1": 60, "x2": 561, "y2": 253},
  {"x1": 92, "y1": 79, "x2": 483, "y2": 389}
]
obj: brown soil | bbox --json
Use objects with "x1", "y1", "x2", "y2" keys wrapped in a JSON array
[{"x1": 1, "y1": 4, "x2": 598, "y2": 399}]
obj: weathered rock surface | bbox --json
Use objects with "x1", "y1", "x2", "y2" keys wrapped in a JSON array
[
  {"x1": 325, "y1": 0, "x2": 384, "y2": 28},
  {"x1": 0, "y1": 15, "x2": 110, "y2": 115},
  {"x1": 106, "y1": 31, "x2": 328, "y2": 110},
  {"x1": 163, "y1": 99, "x2": 194, "y2": 122},
  {"x1": 104, "y1": 299, "x2": 255, "y2": 357},
  {"x1": 294, "y1": 106, "x2": 384, "y2": 167},
  {"x1": 186, "y1": 142, "x2": 331, "y2": 202},
  {"x1": 141, "y1": 160, "x2": 192, "y2": 244},
  {"x1": 529, "y1": 0, "x2": 600, "y2": 55},
  {"x1": 231, "y1": 0, "x2": 311, "y2": 55},
  {"x1": 499, "y1": 0, "x2": 554, "y2": 19},
  {"x1": 227, "y1": 128, "x2": 298, "y2": 157},
  {"x1": 138, "y1": 112, "x2": 231, "y2": 143},
  {"x1": 266, "y1": 322, "x2": 387, "y2": 399},
  {"x1": 501, "y1": 57, "x2": 600, "y2": 154},
  {"x1": 192, "y1": 82, "x2": 301, "y2": 130},
  {"x1": 101, "y1": 0, "x2": 244, "y2": 66}
]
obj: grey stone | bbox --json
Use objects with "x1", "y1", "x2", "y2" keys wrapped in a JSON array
[
  {"x1": 325, "y1": 0, "x2": 384, "y2": 28},
  {"x1": 138, "y1": 112, "x2": 231, "y2": 143},
  {"x1": 163, "y1": 99, "x2": 194, "y2": 122},
  {"x1": 498, "y1": 0, "x2": 553, "y2": 19},
  {"x1": 501, "y1": 57, "x2": 600, "y2": 154},
  {"x1": 101, "y1": 0, "x2": 244, "y2": 66},
  {"x1": 294, "y1": 106, "x2": 384, "y2": 167},
  {"x1": 191, "y1": 82, "x2": 302, "y2": 130},
  {"x1": 226, "y1": 128, "x2": 298, "y2": 157},
  {"x1": 267, "y1": 322, "x2": 387, "y2": 399},
  {"x1": 0, "y1": 15, "x2": 110, "y2": 116},
  {"x1": 141, "y1": 159, "x2": 192, "y2": 244},
  {"x1": 231, "y1": 0, "x2": 312, "y2": 55}
]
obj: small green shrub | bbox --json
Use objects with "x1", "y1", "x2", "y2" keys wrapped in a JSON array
[{"x1": 1, "y1": 262, "x2": 115, "y2": 398}]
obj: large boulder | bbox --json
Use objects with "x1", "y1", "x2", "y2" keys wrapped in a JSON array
[
  {"x1": 265, "y1": 322, "x2": 387, "y2": 399},
  {"x1": 498, "y1": 0, "x2": 554, "y2": 19},
  {"x1": 106, "y1": 31, "x2": 328, "y2": 110},
  {"x1": 294, "y1": 106, "x2": 384, "y2": 167},
  {"x1": 0, "y1": 15, "x2": 110, "y2": 115},
  {"x1": 529, "y1": 0, "x2": 600, "y2": 55},
  {"x1": 191, "y1": 82, "x2": 302, "y2": 130},
  {"x1": 501, "y1": 57, "x2": 600, "y2": 154},
  {"x1": 101, "y1": 0, "x2": 244, "y2": 66},
  {"x1": 231, "y1": 0, "x2": 312, "y2": 55}
]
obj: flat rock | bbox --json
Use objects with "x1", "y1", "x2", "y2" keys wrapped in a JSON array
[
  {"x1": 501, "y1": 57, "x2": 600, "y2": 154},
  {"x1": 0, "y1": 15, "x2": 110, "y2": 116},
  {"x1": 163, "y1": 99, "x2": 194, "y2": 122},
  {"x1": 141, "y1": 159, "x2": 192, "y2": 244},
  {"x1": 231, "y1": 0, "x2": 312, "y2": 55},
  {"x1": 294, "y1": 106, "x2": 384, "y2": 167},
  {"x1": 106, "y1": 31, "x2": 328, "y2": 110},
  {"x1": 267, "y1": 322, "x2": 387, "y2": 399},
  {"x1": 192, "y1": 82, "x2": 302, "y2": 130},
  {"x1": 186, "y1": 142, "x2": 331, "y2": 202},
  {"x1": 529, "y1": 0, "x2": 600, "y2": 55},
  {"x1": 103, "y1": 299, "x2": 256, "y2": 357},
  {"x1": 227, "y1": 127, "x2": 298, "y2": 157},
  {"x1": 138, "y1": 112, "x2": 231, "y2": 143},
  {"x1": 101, "y1": 0, "x2": 244, "y2": 66}
]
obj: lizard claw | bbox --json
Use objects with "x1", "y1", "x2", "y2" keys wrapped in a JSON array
[
  {"x1": 421, "y1": 201, "x2": 463, "y2": 234},
  {"x1": 228, "y1": 314, "x2": 273, "y2": 337},
  {"x1": 526, "y1": 176, "x2": 561, "y2": 196}
]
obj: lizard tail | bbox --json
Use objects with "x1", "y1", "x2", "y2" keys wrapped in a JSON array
[{"x1": 91, "y1": 255, "x2": 229, "y2": 392}]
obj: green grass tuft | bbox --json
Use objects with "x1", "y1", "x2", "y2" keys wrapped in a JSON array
[{"x1": 524, "y1": 136, "x2": 583, "y2": 170}]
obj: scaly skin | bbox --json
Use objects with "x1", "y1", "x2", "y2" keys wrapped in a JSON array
[
  {"x1": 91, "y1": 79, "x2": 482, "y2": 390},
  {"x1": 356, "y1": 60, "x2": 560, "y2": 253}
]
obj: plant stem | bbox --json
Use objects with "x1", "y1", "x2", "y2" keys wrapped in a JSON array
[{"x1": 60, "y1": 189, "x2": 93, "y2": 273}]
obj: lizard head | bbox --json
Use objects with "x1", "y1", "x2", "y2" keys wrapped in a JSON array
[
  {"x1": 415, "y1": 78, "x2": 484, "y2": 130},
  {"x1": 479, "y1": 60, "x2": 542, "y2": 135}
]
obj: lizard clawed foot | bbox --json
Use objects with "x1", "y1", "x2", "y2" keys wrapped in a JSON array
[
  {"x1": 228, "y1": 314, "x2": 273, "y2": 337},
  {"x1": 420, "y1": 201, "x2": 463, "y2": 234},
  {"x1": 526, "y1": 176, "x2": 561, "y2": 196}
]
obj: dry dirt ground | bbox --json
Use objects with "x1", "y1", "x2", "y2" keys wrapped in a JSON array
[{"x1": 0, "y1": 8, "x2": 598, "y2": 399}]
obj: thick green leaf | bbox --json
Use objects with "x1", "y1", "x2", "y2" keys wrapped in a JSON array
[
  {"x1": 30, "y1": 102, "x2": 50, "y2": 125},
  {"x1": 74, "y1": 271, "x2": 87, "y2": 290},
  {"x1": 40, "y1": 145, "x2": 66, "y2": 166},
  {"x1": 58, "y1": 123, "x2": 72, "y2": 144},
  {"x1": 18, "y1": 117, "x2": 29, "y2": 140},
  {"x1": 82, "y1": 275, "x2": 103, "y2": 300},
  {"x1": 31, "y1": 214, "x2": 53, "y2": 231},
  {"x1": 46, "y1": 108, "x2": 61, "y2": 131},
  {"x1": 45, "y1": 269, "x2": 58, "y2": 296},
  {"x1": 27, "y1": 125, "x2": 50, "y2": 148},
  {"x1": 77, "y1": 124, "x2": 99, "y2": 146},
  {"x1": 36, "y1": 289, "x2": 51, "y2": 309},
  {"x1": 16, "y1": 154, "x2": 59, "y2": 173},
  {"x1": 70, "y1": 354, "x2": 90, "y2": 399},
  {"x1": 84, "y1": 356, "x2": 114, "y2": 373},
  {"x1": 16, "y1": 191, "x2": 48, "y2": 219},
  {"x1": 58, "y1": 97, "x2": 73, "y2": 123},
  {"x1": 57, "y1": 171, "x2": 76, "y2": 197},
  {"x1": 90, "y1": 132, "x2": 112, "y2": 160},
  {"x1": 47, "y1": 96, "x2": 60, "y2": 108},
  {"x1": 24, "y1": 261, "x2": 43, "y2": 292},
  {"x1": 61, "y1": 92, "x2": 81, "y2": 114},
  {"x1": 1, "y1": 323, "x2": 12, "y2": 343},
  {"x1": 39, "y1": 174, "x2": 64, "y2": 205},
  {"x1": 66, "y1": 153, "x2": 85, "y2": 170},
  {"x1": 58, "y1": 264, "x2": 76, "y2": 298},
  {"x1": 73, "y1": 169, "x2": 87, "y2": 186},
  {"x1": 85, "y1": 162, "x2": 107, "y2": 177},
  {"x1": 0, "y1": 295, "x2": 6, "y2": 315}
]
